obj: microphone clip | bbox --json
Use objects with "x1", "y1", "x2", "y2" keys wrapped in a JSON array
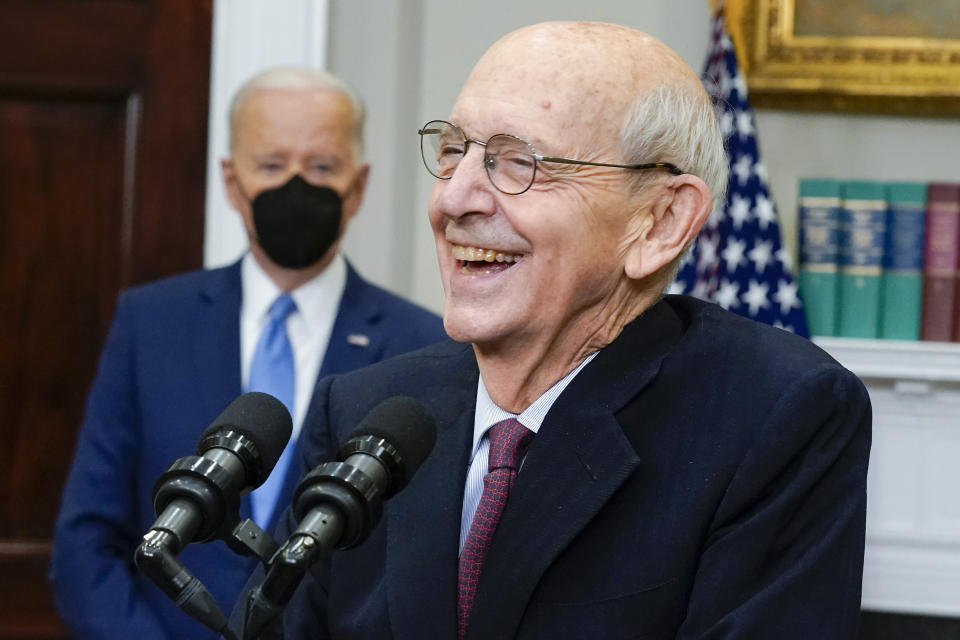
[{"x1": 226, "y1": 518, "x2": 279, "y2": 566}]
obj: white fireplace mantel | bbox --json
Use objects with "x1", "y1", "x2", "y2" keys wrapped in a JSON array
[{"x1": 816, "y1": 337, "x2": 960, "y2": 617}]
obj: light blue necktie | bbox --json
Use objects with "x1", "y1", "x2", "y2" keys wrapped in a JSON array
[{"x1": 247, "y1": 293, "x2": 297, "y2": 528}]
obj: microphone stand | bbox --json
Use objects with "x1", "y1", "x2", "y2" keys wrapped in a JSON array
[
  {"x1": 137, "y1": 513, "x2": 281, "y2": 639},
  {"x1": 136, "y1": 447, "x2": 283, "y2": 639},
  {"x1": 243, "y1": 458, "x2": 381, "y2": 640},
  {"x1": 240, "y1": 400, "x2": 437, "y2": 640}
]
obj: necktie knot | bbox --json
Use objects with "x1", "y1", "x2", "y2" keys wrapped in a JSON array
[
  {"x1": 268, "y1": 292, "x2": 297, "y2": 323},
  {"x1": 487, "y1": 418, "x2": 533, "y2": 473}
]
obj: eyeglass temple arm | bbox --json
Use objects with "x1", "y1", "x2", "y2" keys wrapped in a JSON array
[
  {"x1": 537, "y1": 155, "x2": 684, "y2": 175},
  {"x1": 417, "y1": 124, "x2": 685, "y2": 176}
]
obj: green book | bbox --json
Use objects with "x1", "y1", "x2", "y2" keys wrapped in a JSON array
[
  {"x1": 880, "y1": 182, "x2": 926, "y2": 340},
  {"x1": 798, "y1": 179, "x2": 843, "y2": 336},
  {"x1": 838, "y1": 181, "x2": 887, "y2": 338}
]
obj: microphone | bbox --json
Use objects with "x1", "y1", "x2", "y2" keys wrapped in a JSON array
[
  {"x1": 243, "y1": 396, "x2": 436, "y2": 638},
  {"x1": 136, "y1": 392, "x2": 292, "y2": 636}
]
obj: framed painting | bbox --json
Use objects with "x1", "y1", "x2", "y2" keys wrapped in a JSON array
[{"x1": 727, "y1": 0, "x2": 960, "y2": 116}]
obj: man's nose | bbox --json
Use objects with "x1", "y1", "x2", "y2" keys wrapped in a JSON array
[{"x1": 436, "y1": 144, "x2": 496, "y2": 217}]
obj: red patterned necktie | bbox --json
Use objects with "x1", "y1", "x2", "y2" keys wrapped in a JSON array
[{"x1": 457, "y1": 418, "x2": 534, "y2": 639}]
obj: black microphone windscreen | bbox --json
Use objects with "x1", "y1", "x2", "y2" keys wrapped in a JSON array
[
  {"x1": 200, "y1": 392, "x2": 293, "y2": 477},
  {"x1": 348, "y1": 396, "x2": 437, "y2": 486}
]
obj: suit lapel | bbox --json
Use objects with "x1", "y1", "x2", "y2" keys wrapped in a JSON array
[
  {"x1": 467, "y1": 300, "x2": 685, "y2": 639},
  {"x1": 387, "y1": 347, "x2": 478, "y2": 640},
  {"x1": 264, "y1": 265, "x2": 385, "y2": 532},
  {"x1": 194, "y1": 262, "x2": 243, "y2": 426},
  {"x1": 264, "y1": 279, "x2": 385, "y2": 531},
  {"x1": 193, "y1": 262, "x2": 246, "y2": 518},
  {"x1": 267, "y1": 262, "x2": 417, "y2": 533},
  {"x1": 317, "y1": 262, "x2": 386, "y2": 379}
]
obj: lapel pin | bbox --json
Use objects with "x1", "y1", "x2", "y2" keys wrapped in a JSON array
[{"x1": 347, "y1": 333, "x2": 370, "y2": 347}]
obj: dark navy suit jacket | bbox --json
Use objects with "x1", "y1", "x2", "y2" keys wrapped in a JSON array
[
  {"x1": 50, "y1": 260, "x2": 446, "y2": 640},
  {"x1": 239, "y1": 295, "x2": 871, "y2": 640}
]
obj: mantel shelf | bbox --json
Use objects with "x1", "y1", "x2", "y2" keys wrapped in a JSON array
[{"x1": 813, "y1": 337, "x2": 960, "y2": 383}]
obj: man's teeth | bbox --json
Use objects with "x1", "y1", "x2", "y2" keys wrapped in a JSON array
[{"x1": 451, "y1": 245, "x2": 522, "y2": 263}]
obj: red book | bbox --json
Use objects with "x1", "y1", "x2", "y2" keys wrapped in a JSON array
[{"x1": 921, "y1": 183, "x2": 960, "y2": 342}]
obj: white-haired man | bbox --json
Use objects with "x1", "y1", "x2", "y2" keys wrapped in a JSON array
[
  {"x1": 237, "y1": 22, "x2": 871, "y2": 640},
  {"x1": 50, "y1": 67, "x2": 446, "y2": 640}
]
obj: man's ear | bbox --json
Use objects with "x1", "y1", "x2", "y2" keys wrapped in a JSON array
[
  {"x1": 342, "y1": 163, "x2": 371, "y2": 222},
  {"x1": 220, "y1": 157, "x2": 245, "y2": 213},
  {"x1": 623, "y1": 174, "x2": 713, "y2": 281}
]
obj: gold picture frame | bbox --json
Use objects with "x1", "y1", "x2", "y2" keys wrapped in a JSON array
[{"x1": 726, "y1": 0, "x2": 960, "y2": 117}]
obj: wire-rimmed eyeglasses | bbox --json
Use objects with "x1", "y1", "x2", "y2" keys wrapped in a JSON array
[{"x1": 418, "y1": 119, "x2": 684, "y2": 196}]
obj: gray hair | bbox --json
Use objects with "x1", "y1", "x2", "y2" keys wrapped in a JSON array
[
  {"x1": 228, "y1": 66, "x2": 367, "y2": 160},
  {"x1": 618, "y1": 81, "x2": 728, "y2": 286},
  {"x1": 619, "y1": 82, "x2": 727, "y2": 205}
]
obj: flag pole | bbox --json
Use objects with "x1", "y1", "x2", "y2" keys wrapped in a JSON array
[{"x1": 708, "y1": 0, "x2": 751, "y2": 74}]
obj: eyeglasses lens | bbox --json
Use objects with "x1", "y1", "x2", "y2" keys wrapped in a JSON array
[
  {"x1": 421, "y1": 121, "x2": 462, "y2": 179},
  {"x1": 485, "y1": 135, "x2": 535, "y2": 195},
  {"x1": 420, "y1": 122, "x2": 536, "y2": 195}
]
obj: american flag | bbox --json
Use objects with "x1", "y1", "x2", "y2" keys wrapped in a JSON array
[{"x1": 669, "y1": 1, "x2": 810, "y2": 338}]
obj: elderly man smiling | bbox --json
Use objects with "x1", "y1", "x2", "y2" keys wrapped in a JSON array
[{"x1": 242, "y1": 21, "x2": 871, "y2": 640}]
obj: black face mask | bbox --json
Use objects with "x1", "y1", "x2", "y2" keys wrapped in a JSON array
[{"x1": 251, "y1": 174, "x2": 343, "y2": 269}]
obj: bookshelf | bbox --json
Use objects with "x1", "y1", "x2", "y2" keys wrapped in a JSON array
[{"x1": 814, "y1": 337, "x2": 960, "y2": 616}]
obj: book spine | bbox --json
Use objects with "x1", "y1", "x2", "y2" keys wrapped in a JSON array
[
  {"x1": 955, "y1": 278, "x2": 960, "y2": 342},
  {"x1": 880, "y1": 189, "x2": 925, "y2": 340},
  {"x1": 798, "y1": 196, "x2": 842, "y2": 336},
  {"x1": 921, "y1": 186, "x2": 960, "y2": 342},
  {"x1": 838, "y1": 191, "x2": 886, "y2": 339}
]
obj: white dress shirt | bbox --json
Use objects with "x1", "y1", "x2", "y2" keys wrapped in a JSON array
[
  {"x1": 240, "y1": 252, "x2": 347, "y2": 441},
  {"x1": 459, "y1": 351, "x2": 598, "y2": 552}
]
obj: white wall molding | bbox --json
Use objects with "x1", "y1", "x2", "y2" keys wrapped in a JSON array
[
  {"x1": 863, "y1": 539, "x2": 960, "y2": 616},
  {"x1": 815, "y1": 337, "x2": 960, "y2": 383}
]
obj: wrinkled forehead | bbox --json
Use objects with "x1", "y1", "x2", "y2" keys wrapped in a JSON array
[
  {"x1": 231, "y1": 87, "x2": 358, "y2": 156},
  {"x1": 454, "y1": 22, "x2": 684, "y2": 144},
  {"x1": 236, "y1": 88, "x2": 353, "y2": 127}
]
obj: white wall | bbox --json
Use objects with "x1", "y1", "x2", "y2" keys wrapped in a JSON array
[
  {"x1": 209, "y1": 0, "x2": 960, "y2": 315},
  {"x1": 325, "y1": 1, "x2": 427, "y2": 298}
]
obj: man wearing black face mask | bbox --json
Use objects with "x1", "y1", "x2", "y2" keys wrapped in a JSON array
[
  {"x1": 248, "y1": 175, "x2": 347, "y2": 270},
  {"x1": 50, "y1": 67, "x2": 446, "y2": 640}
]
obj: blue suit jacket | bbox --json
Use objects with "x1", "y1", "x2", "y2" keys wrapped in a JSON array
[
  {"x1": 239, "y1": 296, "x2": 871, "y2": 639},
  {"x1": 50, "y1": 260, "x2": 446, "y2": 640}
]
